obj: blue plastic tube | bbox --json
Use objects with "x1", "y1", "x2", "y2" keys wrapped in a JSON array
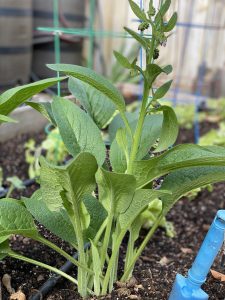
[{"x1": 169, "y1": 210, "x2": 225, "y2": 300}]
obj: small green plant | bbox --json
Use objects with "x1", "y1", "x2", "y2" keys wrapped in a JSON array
[
  {"x1": 25, "y1": 128, "x2": 67, "y2": 178},
  {"x1": 1, "y1": 1, "x2": 225, "y2": 298}
]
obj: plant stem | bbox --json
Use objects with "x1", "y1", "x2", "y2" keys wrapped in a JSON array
[
  {"x1": 71, "y1": 205, "x2": 87, "y2": 297},
  {"x1": 6, "y1": 185, "x2": 14, "y2": 198},
  {"x1": 9, "y1": 251, "x2": 94, "y2": 296},
  {"x1": 36, "y1": 235, "x2": 95, "y2": 276},
  {"x1": 127, "y1": 82, "x2": 150, "y2": 174},
  {"x1": 124, "y1": 231, "x2": 135, "y2": 275},
  {"x1": 120, "y1": 214, "x2": 163, "y2": 282},
  {"x1": 121, "y1": 112, "x2": 133, "y2": 141},
  {"x1": 100, "y1": 213, "x2": 114, "y2": 268}
]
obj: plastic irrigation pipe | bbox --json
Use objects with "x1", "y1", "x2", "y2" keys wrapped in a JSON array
[
  {"x1": 169, "y1": 210, "x2": 225, "y2": 300},
  {"x1": 30, "y1": 243, "x2": 90, "y2": 300}
]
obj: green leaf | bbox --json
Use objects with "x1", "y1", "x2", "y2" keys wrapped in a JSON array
[
  {"x1": 47, "y1": 64, "x2": 126, "y2": 112},
  {"x1": 164, "y1": 12, "x2": 178, "y2": 32},
  {"x1": 0, "y1": 238, "x2": 10, "y2": 260},
  {"x1": 68, "y1": 77, "x2": 116, "y2": 129},
  {"x1": 119, "y1": 189, "x2": 170, "y2": 229},
  {"x1": 155, "y1": 0, "x2": 171, "y2": 24},
  {"x1": 0, "y1": 77, "x2": 66, "y2": 116},
  {"x1": 113, "y1": 51, "x2": 132, "y2": 69},
  {"x1": 26, "y1": 101, "x2": 56, "y2": 126},
  {"x1": 40, "y1": 152, "x2": 98, "y2": 212},
  {"x1": 128, "y1": 0, "x2": 148, "y2": 21},
  {"x1": 110, "y1": 114, "x2": 163, "y2": 172},
  {"x1": 23, "y1": 190, "x2": 77, "y2": 245},
  {"x1": 116, "y1": 128, "x2": 129, "y2": 163},
  {"x1": 124, "y1": 27, "x2": 149, "y2": 49},
  {"x1": 83, "y1": 195, "x2": 107, "y2": 240},
  {"x1": 0, "y1": 114, "x2": 17, "y2": 124},
  {"x1": 96, "y1": 168, "x2": 136, "y2": 215},
  {"x1": 153, "y1": 106, "x2": 178, "y2": 153},
  {"x1": 145, "y1": 64, "x2": 171, "y2": 86},
  {"x1": 0, "y1": 199, "x2": 38, "y2": 237},
  {"x1": 133, "y1": 144, "x2": 225, "y2": 188},
  {"x1": 52, "y1": 97, "x2": 105, "y2": 166},
  {"x1": 108, "y1": 112, "x2": 138, "y2": 143},
  {"x1": 153, "y1": 80, "x2": 173, "y2": 100},
  {"x1": 7, "y1": 176, "x2": 25, "y2": 189},
  {"x1": 160, "y1": 166, "x2": 225, "y2": 213},
  {"x1": 163, "y1": 65, "x2": 173, "y2": 75}
]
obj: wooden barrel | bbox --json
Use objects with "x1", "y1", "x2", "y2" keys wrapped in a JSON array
[
  {"x1": 0, "y1": 0, "x2": 32, "y2": 91},
  {"x1": 32, "y1": 0, "x2": 85, "y2": 80}
]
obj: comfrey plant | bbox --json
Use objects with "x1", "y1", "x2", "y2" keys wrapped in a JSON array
[{"x1": 1, "y1": 0, "x2": 225, "y2": 298}]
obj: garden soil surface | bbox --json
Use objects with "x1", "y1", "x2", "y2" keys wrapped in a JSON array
[{"x1": 0, "y1": 125, "x2": 224, "y2": 300}]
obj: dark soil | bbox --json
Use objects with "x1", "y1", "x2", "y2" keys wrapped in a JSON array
[{"x1": 0, "y1": 129, "x2": 224, "y2": 300}]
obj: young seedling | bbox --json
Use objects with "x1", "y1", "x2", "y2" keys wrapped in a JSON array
[{"x1": 1, "y1": 0, "x2": 225, "y2": 298}]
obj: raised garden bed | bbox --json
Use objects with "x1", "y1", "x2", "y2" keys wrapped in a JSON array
[{"x1": 0, "y1": 131, "x2": 224, "y2": 300}]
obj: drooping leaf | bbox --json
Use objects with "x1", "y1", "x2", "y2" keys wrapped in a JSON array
[
  {"x1": 0, "y1": 114, "x2": 17, "y2": 124},
  {"x1": 40, "y1": 152, "x2": 98, "y2": 212},
  {"x1": 128, "y1": 0, "x2": 148, "y2": 21},
  {"x1": 113, "y1": 51, "x2": 132, "y2": 69},
  {"x1": 68, "y1": 77, "x2": 116, "y2": 129},
  {"x1": 119, "y1": 189, "x2": 170, "y2": 229},
  {"x1": 83, "y1": 195, "x2": 107, "y2": 241},
  {"x1": 163, "y1": 65, "x2": 173, "y2": 75},
  {"x1": 0, "y1": 199, "x2": 38, "y2": 237},
  {"x1": 47, "y1": 64, "x2": 126, "y2": 112},
  {"x1": 153, "y1": 80, "x2": 173, "y2": 100},
  {"x1": 52, "y1": 97, "x2": 105, "y2": 166},
  {"x1": 23, "y1": 190, "x2": 77, "y2": 245},
  {"x1": 164, "y1": 12, "x2": 178, "y2": 32},
  {"x1": 124, "y1": 27, "x2": 149, "y2": 49},
  {"x1": 160, "y1": 166, "x2": 225, "y2": 213},
  {"x1": 110, "y1": 115, "x2": 163, "y2": 172},
  {"x1": 96, "y1": 168, "x2": 136, "y2": 215},
  {"x1": 153, "y1": 106, "x2": 178, "y2": 153},
  {"x1": 133, "y1": 144, "x2": 225, "y2": 188},
  {"x1": 26, "y1": 101, "x2": 56, "y2": 126},
  {"x1": 0, "y1": 77, "x2": 66, "y2": 116}
]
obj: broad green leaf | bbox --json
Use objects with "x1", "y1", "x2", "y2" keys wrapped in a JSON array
[
  {"x1": 23, "y1": 190, "x2": 77, "y2": 245},
  {"x1": 128, "y1": 0, "x2": 148, "y2": 21},
  {"x1": 96, "y1": 168, "x2": 136, "y2": 215},
  {"x1": 47, "y1": 64, "x2": 126, "y2": 112},
  {"x1": 27, "y1": 101, "x2": 56, "y2": 126},
  {"x1": 83, "y1": 195, "x2": 107, "y2": 240},
  {"x1": 0, "y1": 77, "x2": 66, "y2": 116},
  {"x1": 0, "y1": 199, "x2": 38, "y2": 237},
  {"x1": 146, "y1": 64, "x2": 171, "y2": 86},
  {"x1": 153, "y1": 80, "x2": 173, "y2": 100},
  {"x1": 40, "y1": 152, "x2": 98, "y2": 212},
  {"x1": 110, "y1": 114, "x2": 163, "y2": 173},
  {"x1": 153, "y1": 106, "x2": 178, "y2": 153},
  {"x1": 68, "y1": 78, "x2": 116, "y2": 129},
  {"x1": 133, "y1": 144, "x2": 225, "y2": 189},
  {"x1": 160, "y1": 166, "x2": 225, "y2": 213},
  {"x1": 164, "y1": 12, "x2": 178, "y2": 32},
  {"x1": 124, "y1": 27, "x2": 149, "y2": 49},
  {"x1": 119, "y1": 189, "x2": 170, "y2": 229},
  {"x1": 52, "y1": 97, "x2": 105, "y2": 166},
  {"x1": 116, "y1": 128, "x2": 129, "y2": 163},
  {"x1": 113, "y1": 51, "x2": 132, "y2": 69},
  {"x1": 90, "y1": 241, "x2": 101, "y2": 296},
  {"x1": 0, "y1": 114, "x2": 17, "y2": 124}
]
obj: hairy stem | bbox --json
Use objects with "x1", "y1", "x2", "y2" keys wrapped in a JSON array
[
  {"x1": 100, "y1": 214, "x2": 114, "y2": 268},
  {"x1": 121, "y1": 214, "x2": 163, "y2": 282}
]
